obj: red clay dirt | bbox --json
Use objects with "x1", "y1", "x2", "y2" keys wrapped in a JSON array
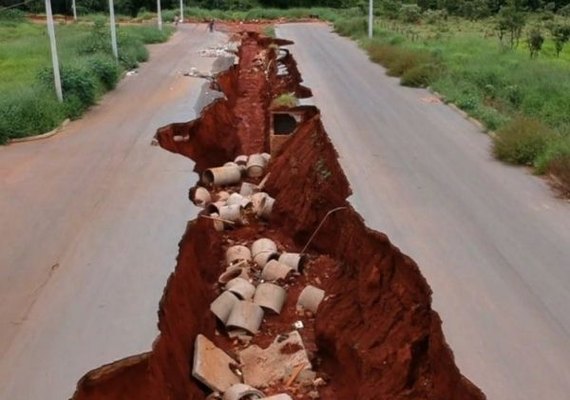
[{"x1": 71, "y1": 32, "x2": 486, "y2": 400}]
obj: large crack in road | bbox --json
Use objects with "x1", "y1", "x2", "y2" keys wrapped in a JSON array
[{"x1": 71, "y1": 31, "x2": 485, "y2": 400}]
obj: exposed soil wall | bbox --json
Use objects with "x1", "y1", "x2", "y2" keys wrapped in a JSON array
[{"x1": 71, "y1": 32, "x2": 485, "y2": 400}]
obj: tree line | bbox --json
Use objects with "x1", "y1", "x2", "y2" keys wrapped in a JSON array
[{"x1": 1, "y1": 0, "x2": 570, "y2": 17}]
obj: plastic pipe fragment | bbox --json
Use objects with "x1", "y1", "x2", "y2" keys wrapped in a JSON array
[
  {"x1": 226, "y1": 301, "x2": 264, "y2": 335},
  {"x1": 297, "y1": 285, "x2": 325, "y2": 314},
  {"x1": 253, "y1": 283, "x2": 287, "y2": 314},
  {"x1": 223, "y1": 383, "x2": 264, "y2": 400}
]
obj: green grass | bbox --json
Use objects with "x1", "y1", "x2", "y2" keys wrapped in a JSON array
[
  {"x1": 0, "y1": 19, "x2": 173, "y2": 143},
  {"x1": 332, "y1": 14, "x2": 570, "y2": 191}
]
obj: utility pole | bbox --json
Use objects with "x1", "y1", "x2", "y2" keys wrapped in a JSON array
[
  {"x1": 157, "y1": 0, "x2": 162, "y2": 31},
  {"x1": 179, "y1": 0, "x2": 183, "y2": 23},
  {"x1": 45, "y1": 0, "x2": 63, "y2": 102},
  {"x1": 368, "y1": 0, "x2": 373, "y2": 38},
  {"x1": 72, "y1": 0, "x2": 77, "y2": 21},
  {"x1": 108, "y1": 0, "x2": 119, "y2": 61}
]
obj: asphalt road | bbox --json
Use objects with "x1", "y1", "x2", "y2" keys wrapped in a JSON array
[
  {"x1": 277, "y1": 23, "x2": 570, "y2": 400},
  {"x1": 0, "y1": 24, "x2": 226, "y2": 399}
]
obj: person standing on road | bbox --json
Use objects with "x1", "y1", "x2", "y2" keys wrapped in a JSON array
[{"x1": 208, "y1": 19, "x2": 215, "y2": 33}]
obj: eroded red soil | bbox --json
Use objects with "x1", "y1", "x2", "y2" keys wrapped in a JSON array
[{"x1": 71, "y1": 32, "x2": 485, "y2": 400}]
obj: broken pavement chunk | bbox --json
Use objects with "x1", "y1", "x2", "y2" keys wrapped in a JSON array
[
  {"x1": 192, "y1": 334, "x2": 241, "y2": 393},
  {"x1": 239, "y1": 331, "x2": 311, "y2": 388}
]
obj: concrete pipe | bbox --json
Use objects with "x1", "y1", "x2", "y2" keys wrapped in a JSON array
[
  {"x1": 297, "y1": 285, "x2": 325, "y2": 314},
  {"x1": 246, "y1": 154, "x2": 266, "y2": 178},
  {"x1": 190, "y1": 186, "x2": 211, "y2": 208},
  {"x1": 226, "y1": 301, "x2": 264, "y2": 335},
  {"x1": 219, "y1": 204, "x2": 244, "y2": 224},
  {"x1": 222, "y1": 383, "x2": 264, "y2": 400},
  {"x1": 234, "y1": 155, "x2": 248, "y2": 166},
  {"x1": 251, "y1": 238, "x2": 279, "y2": 268},
  {"x1": 258, "y1": 195, "x2": 275, "y2": 219},
  {"x1": 216, "y1": 191, "x2": 231, "y2": 202},
  {"x1": 251, "y1": 192, "x2": 267, "y2": 216},
  {"x1": 218, "y1": 265, "x2": 247, "y2": 285},
  {"x1": 206, "y1": 393, "x2": 223, "y2": 400},
  {"x1": 202, "y1": 166, "x2": 242, "y2": 186},
  {"x1": 224, "y1": 161, "x2": 239, "y2": 168},
  {"x1": 239, "y1": 182, "x2": 257, "y2": 197},
  {"x1": 253, "y1": 283, "x2": 287, "y2": 314},
  {"x1": 260, "y1": 152, "x2": 271, "y2": 164},
  {"x1": 261, "y1": 260, "x2": 293, "y2": 281},
  {"x1": 225, "y1": 277, "x2": 256, "y2": 300},
  {"x1": 278, "y1": 253, "x2": 307, "y2": 272},
  {"x1": 206, "y1": 201, "x2": 226, "y2": 215},
  {"x1": 263, "y1": 395, "x2": 292, "y2": 400},
  {"x1": 226, "y1": 245, "x2": 252, "y2": 266},
  {"x1": 226, "y1": 193, "x2": 252, "y2": 209},
  {"x1": 210, "y1": 213, "x2": 225, "y2": 232},
  {"x1": 210, "y1": 290, "x2": 239, "y2": 325}
]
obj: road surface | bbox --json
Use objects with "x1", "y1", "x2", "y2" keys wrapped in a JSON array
[
  {"x1": 277, "y1": 23, "x2": 570, "y2": 400},
  {"x1": 0, "y1": 24, "x2": 226, "y2": 399}
]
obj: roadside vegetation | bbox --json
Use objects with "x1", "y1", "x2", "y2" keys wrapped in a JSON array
[
  {"x1": 329, "y1": 1, "x2": 570, "y2": 193},
  {"x1": 2, "y1": 0, "x2": 569, "y2": 192},
  {"x1": 0, "y1": 9, "x2": 173, "y2": 144}
]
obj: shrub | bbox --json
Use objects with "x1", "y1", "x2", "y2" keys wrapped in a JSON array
[
  {"x1": 88, "y1": 55, "x2": 120, "y2": 90},
  {"x1": 0, "y1": 9, "x2": 26, "y2": 21},
  {"x1": 79, "y1": 18, "x2": 111, "y2": 54},
  {"x1": 38, "y1": 65, "x2": 97, "y2": 116},
  {"x1": 334, "y1": 17, "x2": 367, "y2": 37},
  {"x1": 493, "y1": 117, "x2": 553, "y2": 165},
  {"x1": 496, "y1": 5, "x2": 526, "y2": 48},
  {"x1": 401, "y1": 63, "x2": 436, "y2": 87},
  {"x1": 527, "y1": 28, "x2": 544, "y2": 58},
  {"x1": 549, "y1": 153, "x2": 570, "y2": 192},
  {"x1": 400, "y1": 4, "x2": 422, "y2": 23},
  {"x1": 0, "y1": 87, "x2": 64, "y2": 143},
  {"x1": 271, "y1": 93, "x2": 298, "y2": 108},
  {"x1": 559, "y1": 4, "x2": 570, "y2": 17}
]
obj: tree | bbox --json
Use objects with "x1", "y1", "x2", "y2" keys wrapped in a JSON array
[
  {"x1": 527, "y1": 27, "x2": 544, "y2": 57},
  {"x1": 496, "y1": 5, "x2": 526, "y2": 48},
  {"x1": 549, "y1": 22, "x2": 570, "y2": 56}
]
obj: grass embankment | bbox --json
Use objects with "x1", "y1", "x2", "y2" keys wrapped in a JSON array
[
  {"x1": 333, "y1": 14, "x2": 570, "y2": 192},
  {"x1": 0, "y1": 13, "x2": 173, "y2": 144}
]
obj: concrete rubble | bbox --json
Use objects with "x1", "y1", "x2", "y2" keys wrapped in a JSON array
[{"x1": 192, "y1": 334, "x2": 241, "y2": 393}]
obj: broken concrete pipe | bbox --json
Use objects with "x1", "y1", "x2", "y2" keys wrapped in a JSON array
[
  {"x1": 222, "y1": 383, "x2": 264, "y2": 400},
  {"x1": 261, "y1": 260, "x2": 294, "y2": 281},
  {"x1": 210, "y1": 290, "x2": 240, "y2": 325},
  {"x1": 250, "y1": 192, "x2": 275, "y2": 219},
  {"x1": 226, "y1": 300, "x2": 264, "y2": 335},
  {"x1": 234, "y1": 155, "x2": 248, "y2": 166},
  {"x1": 297, "y1": 285, "x2": 325, "y2": 314},
  {"x1": 192, "y1": 335, "x2": 241, "y2": 393},
  {"x1": 251, "y1": 238, "x2": 279, "y2": 268},
  {"x1": 239, "y1": 182, "x2": 257, "y2": 197},
  {"x1": 253, "y1": 283, "x2": 287, "y2": 314},
  {"x1": 226, "y1": 277, "x2": 256, "y2": 300},
  {"x1": 226, "y1": 245, "x2": 252, "y2": 266},
  {"x1": 202, "y1": 165, "x2": 242, "y2": 186},
  {"x1": 260, "y1": 152, "x2": 271, "y2": 164},
  {"x1": 219, "y1": 204, "x2": 245, "y2": 225},
  {"x1": 189, "y1": 186, "x2": 211, "y2": 208},
  {"x1": 226, "y1": 193, "x2": 253, "y2": 209},
  {"x1": 278, "y1": 252, "x2": 306, "y2": 272},
  {"x1": 218, "y1": 265, "x2": 248, "y2": 285},
  {"x1": 246, "y1": 154, "x2": 267, "y2": 178}
]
